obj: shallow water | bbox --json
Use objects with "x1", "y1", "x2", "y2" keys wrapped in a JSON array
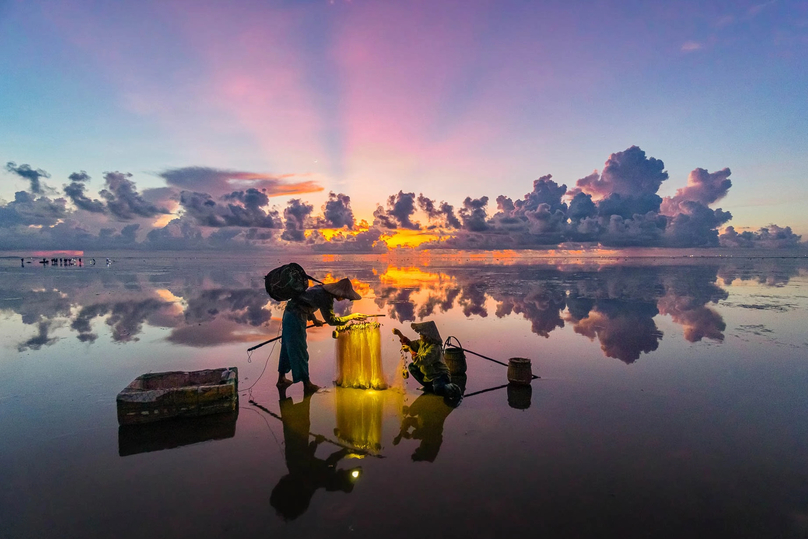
[{"x1": 1, "y1": 253, "x2": 808, "y2": 538}]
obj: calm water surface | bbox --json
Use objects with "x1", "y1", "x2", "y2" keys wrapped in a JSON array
[{"x1": 1, "y1": 253, "x2": 807, "y2": 538}]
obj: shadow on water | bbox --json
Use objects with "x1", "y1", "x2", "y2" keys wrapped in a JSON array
[
  {"x1": 270, "y1": 390, "x2": 362, "y2": 522},
  {"x1": 393, "y1": 392, "x2": 457, "y2": 462},
  {"x1": 117, "y1": 411, "x2": 238, "y2": 457}
]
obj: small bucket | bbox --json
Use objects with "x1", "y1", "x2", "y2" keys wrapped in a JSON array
[
  {"x1": 443, "y1": 336, "x2": 467, "y2": 376},
  {"x1": 507, "y1": 383, "x2": 532, "y2": 410},
  {"x1": 507, "y1": 357, "x2": 533, "y2": 385}
]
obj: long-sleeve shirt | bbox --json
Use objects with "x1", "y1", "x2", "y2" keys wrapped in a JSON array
[
  {"x1": 287, "y1": 285, "x2": 350, "y2": 326},
  {"x1": 408, "y1": 339, "x2": 449, "y2": 382}
]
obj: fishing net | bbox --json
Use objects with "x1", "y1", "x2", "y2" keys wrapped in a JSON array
[
  {"x1": 334, "y1": 321, "x2": 388, "y2": 390},
  {"x1": 334, "y1": 388, "x2": 384, "y2": 453}
]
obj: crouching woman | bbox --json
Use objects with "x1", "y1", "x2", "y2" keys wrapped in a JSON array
[{"x1": 393, "y1": 321, "x2": 460, "y2": 403}]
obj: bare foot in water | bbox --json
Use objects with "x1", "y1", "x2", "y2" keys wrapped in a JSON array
[
  {"x1": 303, "y1": 381, "x2": 322, "y2": 394},
  {"x1": 276, "y1": 376, "x2": 293, "y2": 389}
]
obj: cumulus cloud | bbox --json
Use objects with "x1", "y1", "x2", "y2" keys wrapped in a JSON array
[
  {"x1": 6, "y1": 162, "x2": 51, "y2": 194},
  {"x1": 661, "y1": 168, "x2": 732, "y2": 215},
  {"x1": 719, "y1": 225, "x2": 803, "y2": 248},
  {"x1": 573, "y1": 146, "x2": 668, "y2": 199},
  {"x1": 179, "y1": 188, "x2": 281, "y2": 228},
  {"x1": 2, "y1": 146, "x2": 803, "y2": 252},
  {"x1": 663, "y1": 201, "x2": 732, "y2": 247},
  {"x1": 141, "y1": 187, "x2": 180, "y2": 211},
  {"x1": 425, "y1": 147, "x2": 747, "y2": 249},
  {"x1": 319, "y1": 192, "x2": 355, "y2": 229},
  {"x1": 146, "y1": 218, "x2": 205, "y2": 248},
  {"x1": 486, "y1": 176, "x2": 570, "y2": 245},
  {"x1": 68, "y1": 171, "x2": 91, "y2": 183},
  {"x1": 458, "y1": 196, "x2": 489, "y2": 232},
  {"x1": 64, "y1": 173, "x2": 106, "y2": 214},
  {"x1": 0, "y1": 191, "x2": 68, "y2": 227},
  {"x1": 100, "y1": 172, "x2": 170, "y2": 220},
  {"x1": 223, "y1": 188, "x2": 282, "y2": 227},
  {"x1": 281, "y1": 198, "x2": 314, "y2": 242},
  {"x1": 373, "y1": 191, "x2": 420, "y2": 230},
  {"x1": 600, "y1": 212, "x2": 666, "y2": 247},
  {"x1": 417, "y1": 194, "x2": 460, "y2": 229},
  {"x1": 158, "y1": 166, "x2": 322, "y2": 198},
  {"x1": 515, "y1": 175, "x2": 568, "y2": 214}
]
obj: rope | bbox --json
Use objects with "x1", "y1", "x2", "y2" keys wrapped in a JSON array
[
  {"x1": 240, "y1": 308, "x2": 284, "y2": 393},
  {"x1": 238, "y1": 405, "x2": 285, "y2": 459}
]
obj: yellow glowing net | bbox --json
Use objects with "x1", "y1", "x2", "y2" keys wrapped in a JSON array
[
  {"x1": 334, "y1": 387, "x2": 384, "y2": 453},
  {"x1": 334, "y1": 321, "x2": 388, "y2": 390}
]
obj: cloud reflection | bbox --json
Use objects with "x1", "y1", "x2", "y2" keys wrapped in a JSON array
[{"x1": 3, "y1": 258, "x2": 803, "y2": 362}]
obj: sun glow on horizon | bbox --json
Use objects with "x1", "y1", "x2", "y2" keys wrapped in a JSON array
[{"x1": 381, "y1": 229, "x2": 441, "y2": 248}]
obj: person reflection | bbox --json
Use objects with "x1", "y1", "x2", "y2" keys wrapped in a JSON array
[
  {"x1": 393, "y1": 394, "x2": 456, "y2": 463},
  {"x1": 270, "y1": 388, "x2": 360, "y2": 521}
]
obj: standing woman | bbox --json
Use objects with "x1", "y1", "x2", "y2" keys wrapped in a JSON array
[{"x1": 277, "y1": 278, "x2": 365, "y2": 393}]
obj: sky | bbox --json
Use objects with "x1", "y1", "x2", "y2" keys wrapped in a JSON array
[{"x1": 1, "y1": 0, "x2": 807, "y2": 252}]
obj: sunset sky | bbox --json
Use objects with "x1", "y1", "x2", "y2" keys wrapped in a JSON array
[{"x1": 1, "y1": 0, "x2": 806, "y2": 250}]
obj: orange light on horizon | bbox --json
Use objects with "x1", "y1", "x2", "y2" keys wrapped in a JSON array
[{"x1": 381, "y1": 229, "x2": 441, "y2": 248}]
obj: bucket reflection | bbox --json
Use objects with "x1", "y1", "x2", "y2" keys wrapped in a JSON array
[{"x1": 507, "y1": 383, "x2": 532, "y2": 410}]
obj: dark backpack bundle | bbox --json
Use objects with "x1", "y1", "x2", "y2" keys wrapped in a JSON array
[{"x1": 264, "y1": 263, "x2": 322, "y2": 301}]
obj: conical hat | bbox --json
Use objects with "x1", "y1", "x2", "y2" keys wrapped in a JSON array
[
  {"x1": 410, "y1": 321, "x2": 442, "y2": 344},
  {"x1": 322, "y1": 278, "x2": 361, "y2": 301}
]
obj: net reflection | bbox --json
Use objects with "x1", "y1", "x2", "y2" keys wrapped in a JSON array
[{"x1": 334, "y1": 388, "x2": 384, "y2": 454}]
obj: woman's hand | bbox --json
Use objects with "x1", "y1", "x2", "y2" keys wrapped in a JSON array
[{"x1": 312, "y1": 319, "x2": 325, "y2": 327}]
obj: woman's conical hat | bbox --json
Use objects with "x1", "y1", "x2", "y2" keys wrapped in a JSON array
[
  {"x1": 322, "y1": 278, "x2": 361, "y2": 301},
  {"x1": 410, "y1": 321, "x2": 442, "y2": 344}
]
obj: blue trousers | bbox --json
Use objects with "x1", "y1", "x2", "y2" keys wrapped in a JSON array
[
  {"x1": 278, "y1": 308, "x2": 310, "y2": 383},
  {"x1": 408, "y1": 363, "x2": 450, "y2": 394}
]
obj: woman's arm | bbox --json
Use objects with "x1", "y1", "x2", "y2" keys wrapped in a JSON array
[
  {"x1": 320, "y1": 302, "x2": 366, "y2": 326},
  {"x1": 392, "y1": 328, "x2": 413, "y2": 347}
]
